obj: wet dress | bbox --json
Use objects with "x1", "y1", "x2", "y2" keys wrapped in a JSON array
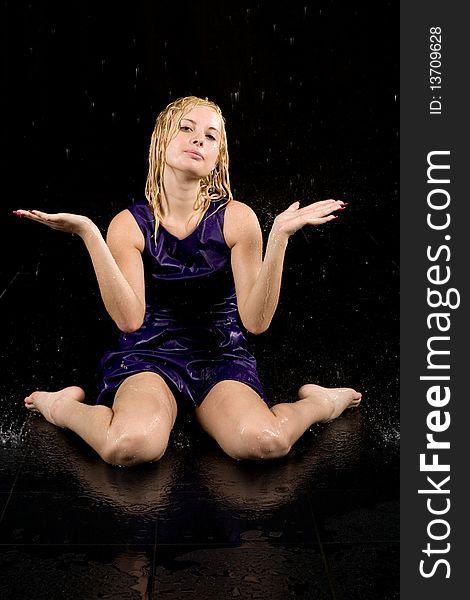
[{"x1": 95, "y1": 198, "x2": 269, "y2": 409}]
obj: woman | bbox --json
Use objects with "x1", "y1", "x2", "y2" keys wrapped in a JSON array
[{"x1": 14, "y1": 95, "x2": 361, "y2": 467}]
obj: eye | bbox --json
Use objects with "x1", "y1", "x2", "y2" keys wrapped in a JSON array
[
  {"x1": 180, "y1": 125, "x2": 192, "y2": 132},
  {"x1": 206, "y1": 134, "x2": 216, "y2": 141}
]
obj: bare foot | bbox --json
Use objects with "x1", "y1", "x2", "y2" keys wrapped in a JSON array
[
  {"x1": 297, "y1": 383, "x2": 362, "y2": 422},
  {"x1": 24, "y1": 386, "x2": 86, "y2": 427}
]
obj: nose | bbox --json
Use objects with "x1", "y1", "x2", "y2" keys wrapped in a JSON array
[{"x1": 191, "y1": 130, "x2": 204, "y2": 146}]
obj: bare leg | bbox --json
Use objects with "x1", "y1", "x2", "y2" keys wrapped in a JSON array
[
  {"x1": 24, "y1": 372, "x2": 178, "y2": 466},
  {"x1": 270, "y1": 383, "x2": 362, "y2": 446},
  {"x1": 195, "y1": 380, "x2": 361, "y2": 460}
]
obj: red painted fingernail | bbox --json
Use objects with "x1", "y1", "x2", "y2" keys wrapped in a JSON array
[
  {"x1": 338, "y1": 206, "x2": 346, "y2": 210},
  {"x1": 340, "y1": 202, "x2": 349, "y2": 206}
]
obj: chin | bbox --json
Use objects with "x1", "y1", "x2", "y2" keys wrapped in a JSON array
[{"x1": 184, "y1": 164, "x2": 213, "y2": 178}]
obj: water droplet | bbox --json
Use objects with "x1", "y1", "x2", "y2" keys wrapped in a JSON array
[
  {"x1": 273, "y1": 24, "x2": 276, "y2": 32},
  {"x1": 261, "y1": 91, "x2": 265, "y2": 101},
  {"x1": 65, "y1": 148, "x2": 70, "y2": 159}
]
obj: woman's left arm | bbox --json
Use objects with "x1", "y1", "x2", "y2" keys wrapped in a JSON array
[{"x1": 226, "y1": 199, "x2": 345, "y2": 334}]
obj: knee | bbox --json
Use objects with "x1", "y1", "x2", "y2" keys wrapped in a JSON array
[
  {"x1": 231, "y1": 425, "x2": 292, "y2": 461},
  {"x1": 102, "y1": 432, "x2": 168, "y2": 467}
]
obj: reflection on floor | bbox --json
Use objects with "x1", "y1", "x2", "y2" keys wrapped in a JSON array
[{"x1": 0, "y1": 269, "x2": 399, "y2": 599}]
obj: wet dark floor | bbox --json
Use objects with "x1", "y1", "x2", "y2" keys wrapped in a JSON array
[{"x1": 0, "y1": 251, "x2": 399, "y2": 599}]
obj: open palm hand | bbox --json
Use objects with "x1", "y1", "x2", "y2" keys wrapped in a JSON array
[{"x1": 273, "y1": 199, "x2": 346, "y2": 238}]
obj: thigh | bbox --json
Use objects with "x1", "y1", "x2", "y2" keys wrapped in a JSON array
[{"x1": 111, "y1": 371, "x2": 178, "y2": 436}]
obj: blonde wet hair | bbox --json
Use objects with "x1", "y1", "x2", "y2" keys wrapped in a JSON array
[{"x1": 144, "y1": 96, "x2": 233, "y2": 244}]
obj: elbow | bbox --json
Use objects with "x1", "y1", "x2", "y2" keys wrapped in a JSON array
[
  {"x1": 116, "y1": 303, "x2": 146, "y2": 333},
  {"x1": 116, "y1": 315, "x2": 144, "y2": 334},
  {"x1": 119, "y1": 323, "x2": 141, "y2": 334},
  {"x1": 239, "y1": 304, "x2": 271, "y2": 335},
  {"x1": 245, "y1": 321, "x2": 270, "y2": 335}
]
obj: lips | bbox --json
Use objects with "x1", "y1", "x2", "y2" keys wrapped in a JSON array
[{"x1": 185, "y1": 150, "x2": 204, "y2": 160}]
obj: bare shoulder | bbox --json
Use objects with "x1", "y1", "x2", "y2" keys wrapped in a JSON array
[
  {"x1": 224, "y1": 199, "x2": 262, "y2": 248},
  {"x1": 225, "y1": 199, "x2": 259, "y2": 222},
  {"x1": 107, "y1": 209, "x2": 145, "y2": 253}
]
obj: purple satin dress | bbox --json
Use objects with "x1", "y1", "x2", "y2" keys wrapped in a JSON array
[{"x1": 95, "y1": 198, "x2": 269, "y2": 409}]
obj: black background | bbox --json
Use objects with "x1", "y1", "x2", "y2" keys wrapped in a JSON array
[{"x1": 3, "y1": 0, "x2": 398, "y2": 425}]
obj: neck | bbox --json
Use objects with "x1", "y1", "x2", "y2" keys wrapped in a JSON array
[{"x1": 161, "y1": 168, "x2": 202, "y2": 223}]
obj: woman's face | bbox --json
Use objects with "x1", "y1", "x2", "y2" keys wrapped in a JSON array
[{"x1": 165, "y1": 105, "x2": 222, "y2": 178}]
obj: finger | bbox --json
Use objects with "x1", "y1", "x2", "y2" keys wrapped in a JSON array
[
  {"x1": 287, "y1": 201, "x2": 300, "y2": 211},
  {"x1": 13, "y1": 209, "x2": 35, "y2": 215},
  {"x1": 319, "y1": 199, "x2": 347, "y2": 205},
  {"x1": 299, "y1": 207, "x2": 337, "y2": 220},
  {"x1": 13, "y1": 209, "x2": 47, "y2": 216},
  {"x1": 28, "y1": 209, "x2": 53, "y2": 219},
  {"x1": 301, "y1": 200, "x2": 346, "y2": 216},
  {"x1": 13, "y1": 209, "x2": 58, "y2": 227},
  {"x1": 31, "y1": 211, "x2": 64, "y2": 224},
  {"x1": 298, "y1": 199, "x2": 338, "y2": 212},
  {"x1": 12, "y1": 209, "x2": 40, "y2": 220},
  {"x1": 304, "y1": 214, "x2": 338, "y2": 225}
]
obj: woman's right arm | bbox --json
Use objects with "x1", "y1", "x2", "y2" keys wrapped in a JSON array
[
  {"x1": 82, "y1": 210, "x2": 146, "y2": 332},
  {"x1": 13, "y1": 208, "x2": 146, "y2": 332}
]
